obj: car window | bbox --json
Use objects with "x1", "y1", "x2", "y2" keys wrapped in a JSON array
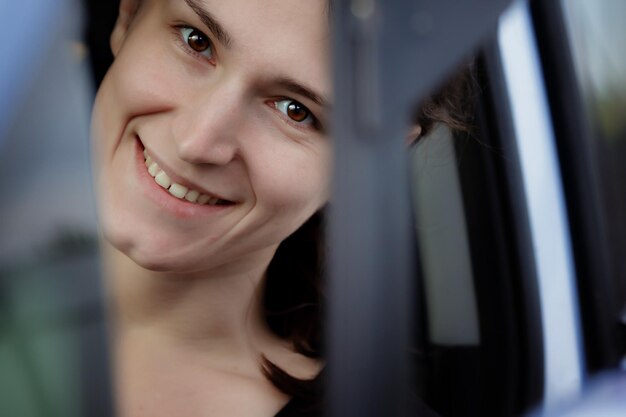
[{"x1": 408, "y1": 55, "x2": 544, "y2": 416}]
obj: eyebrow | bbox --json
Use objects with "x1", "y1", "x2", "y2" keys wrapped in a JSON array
[
  {"x1": 183, "y1": 0, "x2": 233, "y2": 48},
  {"x1": 274, "y1": 77, "x2": 331, "y2": 109}
]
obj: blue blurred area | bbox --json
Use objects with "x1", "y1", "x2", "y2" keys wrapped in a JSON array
[
  {"x1": 0, "y1": 2, "x2": 112, "y2": 417},
  {"x1": 0, "y1": 0, "x2": 97, "y2": 263},
  {"x1": 537, "y1": 372, "x2": 626, "y2": 417},
  {"x1": 0, "y1": 1, "x2": 67, "y2": 146}
]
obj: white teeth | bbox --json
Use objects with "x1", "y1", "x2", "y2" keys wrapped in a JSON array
[
  {"x1": 155, "y1": 171, "x2": 172, "y2": 189},
  {"x1": 169, "y1": 183, "x2": 188, "y2": 199},
  {"x1": 148, "y1": 162, "x2": 159, "y2": 177},
  {"x1": 197, "y1": 194, "x2": 210, "y2": 205},
  {"x1": 143, "y1": 150, "x2": 229, "y2": 206},
  {"x1": 185, "y1": 190, "x2": 199, "y2": 203}
]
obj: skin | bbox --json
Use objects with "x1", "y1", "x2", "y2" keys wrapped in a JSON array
[{"x1": 91, "y1": 0, "x2": 331, "y2": 415}]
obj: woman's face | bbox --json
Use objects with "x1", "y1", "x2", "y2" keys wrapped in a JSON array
[{"x1": 92, "y1": 0, "x2": 331, "y2": 272}]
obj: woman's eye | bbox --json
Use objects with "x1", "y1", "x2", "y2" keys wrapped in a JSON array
[
  {"x1": 274, "y1": 100, "x2": 314, "y2": 125},
  {"x1": 180, "y1": 27, "x2": 213, "y2": 59}
]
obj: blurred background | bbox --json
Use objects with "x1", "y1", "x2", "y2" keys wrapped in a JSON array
[{"x1": 0, "y1": 1, "x2": 116, "y2": 416}]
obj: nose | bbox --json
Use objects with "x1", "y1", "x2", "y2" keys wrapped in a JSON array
[{"x1": 172, "y1": 81, "x2": 244, "y2": 165}]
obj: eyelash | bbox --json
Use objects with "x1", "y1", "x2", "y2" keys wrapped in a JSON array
[
  {"x1": 172, "y1": 24, "x2": 215, "y2": 63},
  {"x1": 272, "y1": 99, "x2": 323, "y2": 132},
  {"x1": 171, "y1": 23, "x2": 323, "y2": 133}
]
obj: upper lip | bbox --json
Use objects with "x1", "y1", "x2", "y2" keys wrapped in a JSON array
[{"x1": 141, "y1": 142, "x2": 236, "y2": 204}]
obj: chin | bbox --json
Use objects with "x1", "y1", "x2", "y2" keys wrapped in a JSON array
[
  {"x1": 118, "y1": 241, "x2": 192, "y2": 272},
  {"x1": 103, "y1": 220, "x2": 175, "y2": 272},
  {"x1": 108, "y1": 229, "x2": 228, "y2": 275},
  {"x1": 126, "y1": 247, "x2": 177, "y2": 272}
]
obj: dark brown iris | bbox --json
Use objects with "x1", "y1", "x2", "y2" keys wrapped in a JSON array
[
  {"x1": 187, "y1": 29, "x2": 210, "y2": 52},
  {"x1": 287, "y1": 102, "x2": 309, "y2": 122}
]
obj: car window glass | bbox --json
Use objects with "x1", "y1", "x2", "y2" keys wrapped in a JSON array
[
  {"x1": 560, "y1": 0, "x2": 626, "y2": 329},
  {"x1": 410, "y1": 125, "x2": 480, "y2": 347}
]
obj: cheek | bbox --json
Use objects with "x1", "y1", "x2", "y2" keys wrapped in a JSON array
[
  {"x1": 250, "y1": 144, "x2": 331, "y2": 220},
  {"x1": 91, "y1": 25, "x2": 190, "y2": 173},
  {"x1": 103, "y1": 41, "x2": 181, "y2": 123},
  {"x1": 93, "y1": 9, "x2": 194, "y2": 139}
]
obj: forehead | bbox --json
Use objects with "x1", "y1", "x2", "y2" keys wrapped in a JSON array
[
  {"x1": 192, "y1": 0, "x2": 330, "y2": 41},
  {"x1": 162, "y1": 0, "x2": 331, "y2": 94}
]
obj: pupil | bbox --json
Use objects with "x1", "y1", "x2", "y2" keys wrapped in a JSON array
[
  {"x1": 188, "y1": 30, "x2": 209, "y2": 52},
  {"x1": 287, "y1": 102, "x2": 308, "y2": 122}
]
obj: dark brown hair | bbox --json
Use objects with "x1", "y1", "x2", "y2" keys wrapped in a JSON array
[
  {"x1": 262, "y1": 211, "x2": 326, "y2": 408},
  {"x1": 414, "y1": 62, "x2": 477, "y2": 139}
]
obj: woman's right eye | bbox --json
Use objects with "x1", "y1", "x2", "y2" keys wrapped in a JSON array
[{"x1": 179, "y1": 27, "x2": 214, "y2": 59}]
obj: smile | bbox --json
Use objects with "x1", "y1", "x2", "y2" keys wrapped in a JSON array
[{"x1": 143, "y1": 149, "x2": 231, "y2": 206}]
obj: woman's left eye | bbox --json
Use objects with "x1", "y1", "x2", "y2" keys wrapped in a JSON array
[
  {"x1": 274, "y1": 99, "x2": 315, "y2": 125},
  {"x1": 179, "y1": 27, "x2": 213, "y2": 59}
]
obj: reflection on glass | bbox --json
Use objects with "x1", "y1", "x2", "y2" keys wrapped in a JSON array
[
  {"x1": 561, "y1": 0, "x2": 626, "y2": 140},
  {"x1": 410, "y1": 126, "x2": 480, "y2": 347},
  {"x1": 561, "y1": 0, "x2": 626, "y2": 308}
]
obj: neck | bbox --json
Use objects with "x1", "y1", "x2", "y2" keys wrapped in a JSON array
[{"x1": 103, "y1": 242, "x2": 281, "y2": 365}]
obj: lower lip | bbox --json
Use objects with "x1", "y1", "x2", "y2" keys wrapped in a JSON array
[{"x1": 133, "y1": 137, "x2": 233, "y2": 218}]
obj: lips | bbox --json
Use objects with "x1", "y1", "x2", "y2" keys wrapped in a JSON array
[{"x1": 142, "y1": 148, "x2": 233, "y2": 206}]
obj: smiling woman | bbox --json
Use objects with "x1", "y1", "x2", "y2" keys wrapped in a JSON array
[
  {"x1": 91, "y1": 0, "x2": 331, "y2": 416},
  {"x1": 90, "y1": 0, "x2": 474, "y2": 416}
]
